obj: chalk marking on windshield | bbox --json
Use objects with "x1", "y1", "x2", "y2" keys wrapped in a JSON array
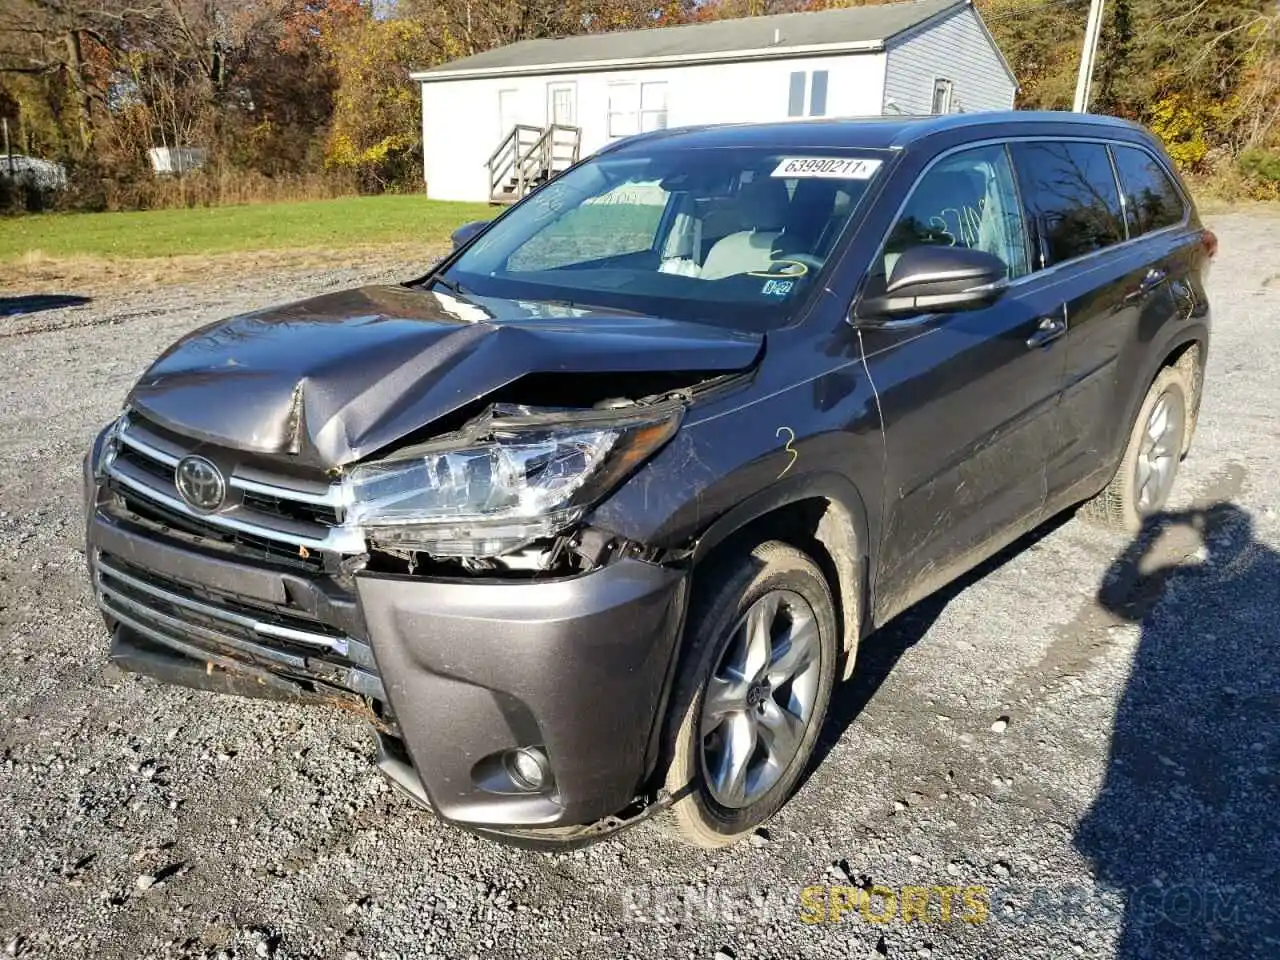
[{"x1": 776, "y1": 426, "x2": 798, "y2": 479}]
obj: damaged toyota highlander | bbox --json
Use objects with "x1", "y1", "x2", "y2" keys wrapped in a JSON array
[{"x1": 84, "y1": 113, "x2": 1213, "y2": 847}]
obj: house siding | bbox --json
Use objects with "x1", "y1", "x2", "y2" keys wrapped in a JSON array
[
  {"x1": 882, "y1": 5, "x2": 1015, "y2": 115},
  {"x1": 421, "y1": 52, "x2": 888, "y2": 202}
]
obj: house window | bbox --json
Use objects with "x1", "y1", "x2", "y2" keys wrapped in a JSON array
[
  {"x1": 787, "y1": 71, "x2": 829, "y2": 118},
  {"x1": 809, "y1": 71, "x2": 829, "y2": 117},
  {"x1": 640, "y1": 82, "x2": 668, "y2": 131},
  {"x1": 787, "y1": 72, "x2": 806, "y2": 117},
  {"x1": 607, "y1": 81, "x2": 668, "y2": 138},
  {"x1": 547, "y1": 82, "x2": 576, "y2": 126},
  {"x1": 931, "y1": 78, "x2": 954, "y2": 114}
]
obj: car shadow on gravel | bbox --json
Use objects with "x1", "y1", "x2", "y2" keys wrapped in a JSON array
[
  {"x1": 0, "y1": 293, "x2": 91, "y2": 317},
  {"x1": 1076, "y1": 503, "x2": 1280, "y2": 958}
]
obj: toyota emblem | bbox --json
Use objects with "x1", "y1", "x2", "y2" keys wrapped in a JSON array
[{"x1": 175, "y1": 455, "x2": 226, "y2": 512}]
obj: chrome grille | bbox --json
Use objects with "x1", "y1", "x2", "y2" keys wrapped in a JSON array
[
  {"x1": 104, "y1": 416, "x2": 364, "y2": 555},
  {"x1": 94, "y1": 552, "x2": 383, "y2": 702}
]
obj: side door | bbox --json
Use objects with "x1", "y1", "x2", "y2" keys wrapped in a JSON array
[
  {"x1": 1079, "y1": 143, "x2": 1197, "y2": 486},
  {"x1": 861, "y1": 143, "x2": 1069, "y2": 622},
  {"x1": 498, "y1": 89, "x2": 518, "y2": 138},
  {"x1": 1009, "y1": 139, "x2": 1172, "y2": 507}
]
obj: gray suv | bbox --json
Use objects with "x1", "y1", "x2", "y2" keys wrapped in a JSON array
[{"x1": 85, "y1": 112, "x2": 1212, "y2": 847}]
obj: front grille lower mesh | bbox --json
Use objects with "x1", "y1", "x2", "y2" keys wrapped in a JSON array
[{"x1": 95, "y1": 551, "x2": 383, "y2": 702}]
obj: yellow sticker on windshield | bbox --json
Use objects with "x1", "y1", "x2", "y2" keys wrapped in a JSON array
[{"x1": 771, "y1": 157, "x2": 882, "y2": 179}]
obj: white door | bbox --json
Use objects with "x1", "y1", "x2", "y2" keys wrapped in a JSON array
[
  {"x1": 498, "y1": 88, "x2": 518, "y2": 137},
  {"x1": 547, "y1": 82, "x2": 577, "y2": 127}
]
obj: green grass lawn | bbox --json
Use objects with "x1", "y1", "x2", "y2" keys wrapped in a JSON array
[{"x1": 0, "y1": 194, "x2": 495, "y2": 261}]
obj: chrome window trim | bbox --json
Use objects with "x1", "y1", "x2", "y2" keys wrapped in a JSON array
[
  {"x1": 855, "y1": 133, "x2": 1195, "y2": 314},
  {"x1": 1107, "y1": 140, "x2": 1191, "y2": 239},
  {"x1": 1106, "y1": 142, "x2": 1132, "y2": 242},
  {"x1": 1002, "y1": 141, "x2": 1036, "y2": 275}
]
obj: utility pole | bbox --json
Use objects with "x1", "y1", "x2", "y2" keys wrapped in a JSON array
[
  {"x1": 2, "y1": 118, "x2": 13, "y2": 178},
  {"x1": 1073, "y1": 0, "x2": 1106, "y2": 112}
]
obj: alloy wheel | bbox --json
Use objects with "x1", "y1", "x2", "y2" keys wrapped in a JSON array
[
  {"x1": 1134, "y1": 389, "x2": 1185, "y2": 513},
  {"x1": 698, "y1": 589, "x2": 822, "y2": 809}
]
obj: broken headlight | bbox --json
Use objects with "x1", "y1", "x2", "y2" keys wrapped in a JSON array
[{"x1": 343, "y1": 405, "x2": 682, "y2": 558}]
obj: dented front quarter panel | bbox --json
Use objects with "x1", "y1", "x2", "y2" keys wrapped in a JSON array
[{"x1": 588, "y1": 318, "x2": 888, "y2": 569}]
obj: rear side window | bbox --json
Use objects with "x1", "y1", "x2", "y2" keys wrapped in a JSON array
[
  {"x1": 1111, "y1": 145, "x2": 1186, "y2": 236},
  {"x1": 1012, "y1": 141, "x2": 1125, "y2": 267}
]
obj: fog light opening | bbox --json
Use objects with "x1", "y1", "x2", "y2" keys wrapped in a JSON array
[{"x1": 504, "y1": 747, "x2": 552, "y2": 792}]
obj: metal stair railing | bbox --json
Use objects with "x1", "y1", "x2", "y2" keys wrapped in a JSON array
[{"x1": 486, "y1": 124, "x2": 583, "y2": 204}]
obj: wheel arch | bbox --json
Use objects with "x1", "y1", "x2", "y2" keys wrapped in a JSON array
[
  {"x1": 1162, "y1": 337, "x2": 1205, "y2": 454},
  {"x1": 1116, "y1": 323, "x2": 1208, "y2": 467},
  {"x1": 689, "y1": 470, "x2": 873, "y2": 681}
]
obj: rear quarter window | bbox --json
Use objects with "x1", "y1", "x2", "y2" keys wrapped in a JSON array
[
  {"x1": 1011, "y1": 141, "x2": 1126, "y2": 268},
  {"x1": 1110, "y1": 145, "x2": 1186, "y2": 236}
]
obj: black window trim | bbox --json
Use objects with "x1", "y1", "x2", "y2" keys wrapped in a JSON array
[
  {"x1": 857, "y1": 134, "x2": 1193, "y2": 309},
  {"x1": 1105, "y1": 142, "x2": 1133, "y2": 243}
]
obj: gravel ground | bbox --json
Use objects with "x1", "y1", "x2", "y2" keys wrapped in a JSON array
[{"x1": 1, "y1": 215, "x2": 1278, "y2": 960}]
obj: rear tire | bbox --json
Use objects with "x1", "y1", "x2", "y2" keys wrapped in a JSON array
[
  {"x1": 1083, "y1": 365, "x2": 1191, "y2": 531},
  {"x1": 659, "y1": 540, "x2": 837, "y2": 848}
]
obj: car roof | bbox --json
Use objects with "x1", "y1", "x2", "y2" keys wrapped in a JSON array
[{"x1": 604, "y1": 111, "x2": 1150, "y2": 155}]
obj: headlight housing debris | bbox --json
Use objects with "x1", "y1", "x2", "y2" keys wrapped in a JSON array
[{"x1": 343, "y1": 403, "x2": 682, "y2": 558}]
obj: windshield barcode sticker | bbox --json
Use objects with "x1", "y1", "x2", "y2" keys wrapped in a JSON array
[{"x1": 771, "y1": 157, "x2": 882, "y2": 179}]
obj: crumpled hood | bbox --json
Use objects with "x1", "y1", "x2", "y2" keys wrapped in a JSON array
[{"x1": 127, "y1": 284, "x2": 762, "y2": 468}]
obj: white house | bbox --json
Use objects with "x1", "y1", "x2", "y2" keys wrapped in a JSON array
[{"x1": 411, "y1": 0, "x2": 1017, "y2": 203}]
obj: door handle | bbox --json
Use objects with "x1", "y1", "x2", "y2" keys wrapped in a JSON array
[
  {"x1": 1026, "y1": 314, "x2": 1067, "y2": 349},
  {"x1": 1125, "y1": 267, "x2": 1168, "y2": 303}
]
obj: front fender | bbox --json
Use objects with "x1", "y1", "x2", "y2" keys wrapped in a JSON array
[
  {"x1": 590, "y1": 357, "x2": 885, "y2": 559},
  {"x1": 590, "y1": 366, "x2": 887, "y2": 666}
]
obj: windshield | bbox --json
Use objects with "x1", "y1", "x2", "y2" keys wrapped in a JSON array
[{"x1": 441, "y1": 145, "x2": 888, "y2": 330}]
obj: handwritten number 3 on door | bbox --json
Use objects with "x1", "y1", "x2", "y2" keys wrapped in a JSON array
[{"x1": 776, "y1": 426, "x2": 798, "y2": 479}]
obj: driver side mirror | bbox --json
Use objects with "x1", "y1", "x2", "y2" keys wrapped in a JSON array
[
  {"x1": 857, "y1": 245, "x2": 1009, "y2": 320},
  {"x1": 451, "y1": 219, "x2": 490, "y2": 251}
]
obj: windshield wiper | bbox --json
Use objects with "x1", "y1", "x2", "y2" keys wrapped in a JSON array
[
  {"x1": 429, "y1": 274, "x2": 469, "y2": 297},
  {"x1": 528, "y1": 297, "x2": 647, "y2": 317}
]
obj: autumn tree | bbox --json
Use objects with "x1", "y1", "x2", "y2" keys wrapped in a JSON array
[
  {"x1": 2, "y1": 0, "x2": 1277, "y2": 205},
  {"x1": 978, "y1": 0, "x2": 1279, "y2": 172},
  {"x1": 322, "y1": 11, "x2": 424, "y2": 189}
]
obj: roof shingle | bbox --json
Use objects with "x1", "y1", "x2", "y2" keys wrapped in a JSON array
[{"x1": 414, "y1": 0, "x2": 965, "y2": 80}]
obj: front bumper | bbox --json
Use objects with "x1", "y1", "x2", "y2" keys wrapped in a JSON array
[{"x1": 84, "y1": 445, "x2": 688, "y2": 833}]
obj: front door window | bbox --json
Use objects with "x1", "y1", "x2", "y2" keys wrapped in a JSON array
[{"x1": 877, "y1": 143, "x2": 1031, "y2": 285}]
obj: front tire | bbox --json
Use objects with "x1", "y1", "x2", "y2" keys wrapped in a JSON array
[
  {"x1": 1084, "y1": 364, "x2": 1191, "y2": 531},
  {"x1": 659, "y1": 540, "x2": 838, "y2": 848}
]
